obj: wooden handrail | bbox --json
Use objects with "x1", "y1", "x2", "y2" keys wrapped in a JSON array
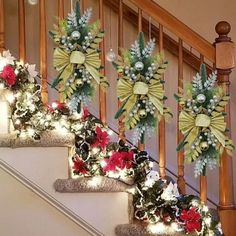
[
  {"x1": 128, "y1": 0, "x2": 215, "y2": 62},
  {"x1": 104, "y1": 0, "x2": 212, "y2": 73}
]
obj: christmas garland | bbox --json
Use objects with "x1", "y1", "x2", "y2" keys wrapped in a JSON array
[
  {"x1": 112, "y1": 32, "x2": 172, "y2": 143},
  {"x1": 176, "y1": 64, "x2": 234, "y2": 176},
  {"x1": 50, "y1": 1, "x2": 108, "y2": 112},
  {"x1": 0, "y1": 50, "x2": 50, "y2": 139}
]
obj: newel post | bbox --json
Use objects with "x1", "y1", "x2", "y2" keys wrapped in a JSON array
[
  {"x1": 215, "y1": 21, "x2": 235, "y2": 210},
  {"x1": 0, "y1": 0, "x2": 5, "y2": 52}
]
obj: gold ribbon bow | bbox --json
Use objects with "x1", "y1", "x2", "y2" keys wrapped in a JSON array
[
  {"x1": 117, "y1": 78, "x2": 164, "y2": 114},
  {"x1": 179, "y1": 111, "x2": 227, "y2": 148},
  {"x1": 53, "y1": 48, "x2": 102, "y2": 84}
]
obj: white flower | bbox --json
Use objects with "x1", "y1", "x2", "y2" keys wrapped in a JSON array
[
  {"x1": 144, "y1": 170, "x2": 160, "y2": 188},
  {"x1": 26, "y1": 64, "x2": 38, "y2": 82},
  {"x1": 0, "y1": 50, "x2": 15, "y2": 71},
  {"x1": 161, "y1": 182, "x2": 179, "y2": 201}
]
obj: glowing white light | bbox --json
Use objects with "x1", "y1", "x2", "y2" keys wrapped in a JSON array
[
  {"x1": 107, "y1": 129, "x2": 114, "y2": 136},
  {"x1": 20, "y1": 131, "x2": 27, "y2": 139},
  {"x1": 15, "y1": 119, "x2": 21, "y2": 125},
  {"x1": 28, "y1": 0, "x2": 38, "y2": 5},
  {"x1": 147, "y1": 223, "x2": 166, "y2": 234},
  {"x1": 202, "y1": 205, "x2": 209, "y2": 212},
  {"x1": 5, "y1": 92, "x2": 15, "y2": 104},
  {"x1": 92, "y1": 147, "x2": 99, "y2": 154},
  {"x1": 51, "y1": 102, "x2": 58, "y2": 109},
  {"x1": 27, "y1": 128, "x2": 35, "y2": 136},
  {"x1": 100, "y1": 160, "x2": 107, "y2": 168},
  {"x1": 149, "y1": 162, "x2": 154, "y2": 168},
  {"x1": 205, "y1": 216, "x2": 212, "y2": 226},
  {"x1": 88, "y1": 176, "x2": 102, "y2": 187},
  {"x1": 0, "y1": 83, "x2": 4, "y2": 89}
]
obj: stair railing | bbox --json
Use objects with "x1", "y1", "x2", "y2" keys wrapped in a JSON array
[{"x1": 0, "y1": 0, "x2": 235, "y2": 227}]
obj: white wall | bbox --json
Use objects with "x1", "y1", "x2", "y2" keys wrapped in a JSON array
[{"x1": 0, "y1": 168, "x2": 91, "y2": 236}]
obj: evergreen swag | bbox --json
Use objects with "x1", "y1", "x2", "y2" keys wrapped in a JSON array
[
  {"x1": 176, "y1": 64, "x2": 234, "y2": 176},
  {"x1": 50, "y1": 1, "x2": 108, "y2": 113},
  {"x1": 112, "y1": 32, "x2": 172, "y2": 144}
]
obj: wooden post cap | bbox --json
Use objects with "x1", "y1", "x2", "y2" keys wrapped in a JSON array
[
  {"x1": 215, "y1": 21, "x2": 231, "y2": 42},
  {"x1": 215, "y1": 21, "x2": 235, "y2": 69}
]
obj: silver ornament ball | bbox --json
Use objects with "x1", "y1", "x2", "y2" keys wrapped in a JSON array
[
  {"x1": 135, "y1": 61, "x2": 144, "y2": 71},
  {"x1": 106, "y1": 49, "x2": 116, "y2": 62},
  {"x1": 28, "y1": 0, "x2": 38, "y2": 5},
  {"x1": 196, "y1": 94, "x2": 206, "y2": 103},
  {"x1": 71, "y1": 31, "x2": 81, "y2": 40}
]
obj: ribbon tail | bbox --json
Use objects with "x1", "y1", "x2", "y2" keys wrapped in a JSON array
[
  {"x1": 123, "y1": 94, "x2": 137, "y2": 114},
  {"x1": 185, "y1": 127, "x2": 199, "y2": 146},
  {"x1": 59, "y1": 64, "x2": 74, "y2": 83},
  {"x1": 148, "y1": 94, "x2": 164, "y2": 114}
]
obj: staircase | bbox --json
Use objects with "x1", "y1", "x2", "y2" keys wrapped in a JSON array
[{"x1": 0, "y1": 0, "x2": 236, "y2": 235}]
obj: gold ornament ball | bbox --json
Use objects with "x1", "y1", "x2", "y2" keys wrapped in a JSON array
[
  {"x1": 138, "y1": 109, "x2": 147, "y2": 118},
  {"x1": 200, "y1": 141, "x2": 209, "y2": 151},
  {"x1": 77, "y1": 80, "x2": 84, "y2": 88}
]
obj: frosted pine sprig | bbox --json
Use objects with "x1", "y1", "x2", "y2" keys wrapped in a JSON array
[
  {"x1": 142, "y1": 39, "x2": 155, "y2": 58},
  {"x1": 192, "y1": 73, "x2": 203, "y2": 91},
  {"x1": 130, "y1": 40, "x2": 141, "y2": 59},
  {"x1": 67, "y1": 11, "x2": 77, "y2": 28},
  {"x1": 79, "y1": 8, "x2": 92, "y2": 27},
  {"x1": 204, "y1": 71, "x2": 217, "y2": 90}
]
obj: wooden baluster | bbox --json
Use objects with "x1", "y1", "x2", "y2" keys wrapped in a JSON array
[
  {"x1": 18, "y1": 0, "x2": 26, "y2": 63},
  {"x1": 58, "y1": 0, "x2": 64, "y2": 102},
  {"x1": 215, "y1": 22, "x2": 235, "y2": 210},
  {"x1": 158, "y1": 24, "x2": 166, "y2": 178},
  {"x1": 80, "y1": 0, "x2": 84, "y2": 12},
  {"x1": 39, "y1": 0, "x2": 48, "y2": 104},
  {"x1": 0, "y1": 0, "x2": 5, "y2": 52},
  {"x1": 199, "y1": 54, "x2": 208, "y2": 203},
  {"x1": 118, "y1": 0, "x2": 125, "y2": 140},
  {"x1": 177, "y1": 39, "x2": 185, "y2": 194},
  {"x1": 137, "y1": 8, "x2": 144, "y2": 151},
  {"x1": 99, "y1": 0, "x2": 106, "y2": 124}
]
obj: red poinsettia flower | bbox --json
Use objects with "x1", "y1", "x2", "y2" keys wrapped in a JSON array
[
  {"x1": 81, "y1": 107, "x2": 90, "y2": 121},
  {"x1": 0, "y1": 64, "x2": 16, "y2": 86},
  {"x1": 103, "y1": 151, "x2": 134, "y2": 172},
  {"x1": 92, "y1": 126, "x2": 109, "y2": 150},
  {"x1": 119, "y1": 151, "x2": 134, "y2": 169},
  {"x1": 180, "y1": 208, "x2": 202, "y2": 233},
  {"x1": 103, "y1": 152, "x2": 122, "y2": 171},
  {"x1": 72, "y1": 156, "x2": 88, "y2": 174}
]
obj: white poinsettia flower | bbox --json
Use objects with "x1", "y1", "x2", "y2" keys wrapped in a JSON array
[
  {"x1": 0, "y1": 50, "x2": 15, "y2": 71},
  {"x1": 161, "y1": 182, "x2": 179, "y2": 201},
  {"x1": 26, "y1": 64, "x2": 38, "y2": 82}
]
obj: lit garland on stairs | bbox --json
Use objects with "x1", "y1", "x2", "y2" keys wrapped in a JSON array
[
  {"x1": 50, "y1": 1, "x2": 108, "y2": 112},
  {"x1": 176, "y1": 64, "x2": 234, "y2": 176}
]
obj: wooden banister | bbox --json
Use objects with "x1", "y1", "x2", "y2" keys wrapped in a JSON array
[
  {"x1": 39, "y1": 0, "x2": 48, "y2": 104},
  {"x1": 177, "y1": 38, "x2": 185, "y2": 194},
  {"x1": 99, "y1": 0, "x2": 107, "y2": 124},
  {"x1": 18, "y1": 0, "x2": 26, "y2": 63},
  {"x1": 128, "y1": 0, "x2": 215, "y2": 62},
  {"x1": 0, "y1": 0, "x2": 5, "y2": 51}
]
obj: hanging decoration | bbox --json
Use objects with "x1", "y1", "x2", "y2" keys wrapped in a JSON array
[
  {"x1": 111, "y1": 32, "x2": 171, "y2": 144},
  {"x1": 176, "y1": 64, "x2": 234, "y2": 176},
  {"x1": 50, "y1": 1, "x2": 108, "y2": 112}
]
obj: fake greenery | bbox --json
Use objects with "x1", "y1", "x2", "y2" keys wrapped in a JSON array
[
  {"x1": 176, "y1": 64, "x2": 234, "y2": 176},
  {"x1": 112, "y1": 32, "x2": 172, "y2": 144},
  {"x1": 50, "y1": 1, "x2": 108, "y2": 112}
]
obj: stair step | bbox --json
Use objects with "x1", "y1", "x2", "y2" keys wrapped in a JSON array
[
  {"x1": 54, "y1": 177, "x2": 133, "y2": 193},
  {"x1": 0, "y1": 131, "x2": 74, "y2": 147},
  {"x1": 115, "y1": 224, "x2": 196, "y2": 236}
]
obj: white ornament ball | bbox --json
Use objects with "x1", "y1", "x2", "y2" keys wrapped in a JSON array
[
  {"x1": 135, "y1": 61, "x2": 144, "y2": 71},
  {"x1": 28, "y1": 0, "x2": 38, "y2": 5},
  {"x1": 196, "y1": 94, "x2": 206, "y2": 103},
  {"x1": 71, "y1": 31, "x2": 81, "y2": 40},
  {"x1": 106, "y1": 49, "x2": 116, "y2": 62}
]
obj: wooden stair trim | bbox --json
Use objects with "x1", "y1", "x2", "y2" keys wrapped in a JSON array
[
  {"x1": 127, "y1": 0, "x2": 215, "y2": 62},
  {"x1": 104, "y1": 0, "x2": 213, "y2": 72}
]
